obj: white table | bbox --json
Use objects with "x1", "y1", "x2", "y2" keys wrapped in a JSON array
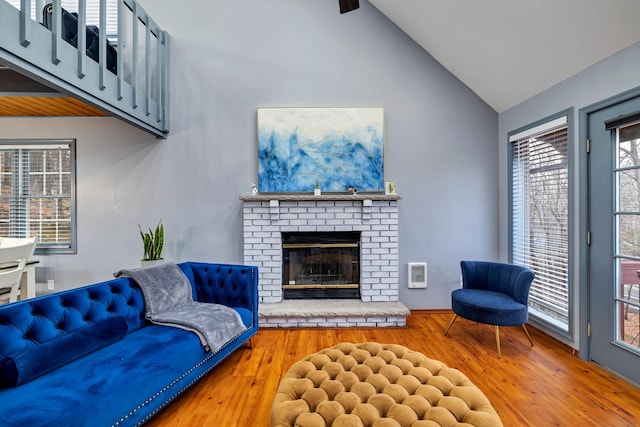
[
  {"x1": 0, "y1": 260, "x2": 38, "y2": 301},
  {"x1": 20, "y1": 261, "x2": 38, "y2": 300}
]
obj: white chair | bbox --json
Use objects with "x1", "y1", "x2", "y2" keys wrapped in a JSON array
[
  {"x1": 0, "y1": 238, "x2": 37, "y2": 304},
  {"x1": 0, "y1": 236, "x2": 38, "y2": 256}
]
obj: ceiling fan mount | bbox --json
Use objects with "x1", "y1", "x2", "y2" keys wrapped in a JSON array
[{"x1": 339, "y1": 0, "x2": 359, "y2": 14}]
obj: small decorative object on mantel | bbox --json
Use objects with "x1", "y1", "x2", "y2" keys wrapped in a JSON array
[
  {"x1": 249, "y1": 183, "x2": 258, "y2": 196},
  {"x1": 139, "y1": 220, "x2": 164, "y2": 267},
  {"x1": 347, "y1": 185, "x2": 358, "y2": 195},
  {"x1": 385, "y1": 180, "x2": 396, "y2": 195},
  {"x1": 314, "y1": 179, "x2": 321, "y2": 196}
]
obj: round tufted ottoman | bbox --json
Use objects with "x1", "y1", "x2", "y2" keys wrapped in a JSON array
[{"x1": 271, "y1": 342, "x2": 503, "y2": 427}]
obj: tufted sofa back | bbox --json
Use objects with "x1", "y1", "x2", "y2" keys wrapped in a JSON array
[
  {"x1": 0, "y1": 261, "x2": 258, "y2": 358},
  {"x1": 0, "y1": 277, "x2": 145, "y2": 356},
  {"x1": 178, "y1": 262, "x2": 257, "y2": 311}
]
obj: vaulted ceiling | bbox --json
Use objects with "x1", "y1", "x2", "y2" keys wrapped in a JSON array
[
  {"x1": 368, "y1": 0, "x2": 640, "y2": 112},
  {"x1": 3, "y1": 1, "x2": 640, "y2": 117}
]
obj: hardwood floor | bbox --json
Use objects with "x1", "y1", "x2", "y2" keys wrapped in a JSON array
[{"x1": 145, "y1": 313, "x2": 640, "y2": 426}]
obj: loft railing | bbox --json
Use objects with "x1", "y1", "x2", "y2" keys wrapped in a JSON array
[{"x1": 0, "y1": 0, "x2": 170, "y2": 137}]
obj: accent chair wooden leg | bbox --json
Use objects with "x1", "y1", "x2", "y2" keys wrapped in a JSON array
[
  {"x1": 522, "y1": 324, "x2": 534, "y2": 347},
  {"x1": 444, "y1": 314, "x2": 458, "y2": 335},
  {"x1": 495, "y1": 325, "x2": 501, "y2": 359}
]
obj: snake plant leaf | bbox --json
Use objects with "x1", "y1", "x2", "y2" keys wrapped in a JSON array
[
  {"x1": 139, "y1": 220, "x2": 164, "y2": 260},
  {"x1": 154, "y1": 223, "x2": 164, "y2": 259}
]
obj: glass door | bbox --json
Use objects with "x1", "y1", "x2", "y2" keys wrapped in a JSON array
[{"x1": 587, "y1": 96, "x2": 640, "y2": 385}]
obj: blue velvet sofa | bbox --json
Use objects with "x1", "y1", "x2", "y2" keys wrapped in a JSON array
[{"x1": 0, "y1": 261, "x2": 258, "y2": 426}]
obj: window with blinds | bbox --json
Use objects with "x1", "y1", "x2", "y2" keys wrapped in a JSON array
[
  {"x1": 0, "y1": 140, "x2": 76, "y2": 254},
  {"x1": 510, "y1": 115, "x2": 570, "y2": 332}
]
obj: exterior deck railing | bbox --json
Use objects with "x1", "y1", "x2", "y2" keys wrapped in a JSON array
[{"x1": 0, "y1": 0, "x2": 170, "y2": 137}]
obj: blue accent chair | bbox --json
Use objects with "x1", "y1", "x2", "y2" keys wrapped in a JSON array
[{"x1": 444, "y1": 260, "x2": 535, "y2": 358}]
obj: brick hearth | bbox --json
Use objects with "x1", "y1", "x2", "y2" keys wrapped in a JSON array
[{"x1": 241, "y1": 194, "x2": 409, "y2": 327}]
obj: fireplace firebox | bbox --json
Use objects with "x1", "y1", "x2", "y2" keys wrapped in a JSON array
[{"x1": 282, "y1": 232, "x2": 360, "y2": 299}]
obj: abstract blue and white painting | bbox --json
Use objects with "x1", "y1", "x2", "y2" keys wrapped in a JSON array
[{"x1": 257, "y1": 107, "x2": 384, "y2": 193}]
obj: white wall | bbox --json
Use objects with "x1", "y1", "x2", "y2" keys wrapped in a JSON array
[
  {"x1": 498, "y1": 41, "x2": 640, "y2": 345},
  {"x1": 1, "y1": 0, "x2": 499, "y2": 309}
]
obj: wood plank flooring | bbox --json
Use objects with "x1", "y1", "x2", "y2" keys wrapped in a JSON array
[{"x1": 145, "y1": 313, "x2": 640, "y2": 426}]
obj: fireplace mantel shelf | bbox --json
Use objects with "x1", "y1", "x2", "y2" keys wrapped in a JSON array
[{"x1": 240, "y1": 193, "x2": 401, "y2": 202}]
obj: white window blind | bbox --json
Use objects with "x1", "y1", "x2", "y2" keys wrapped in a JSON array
[
  {"x1": 0, "y1": 140, "x2": 76, "y2": 254},
  {"x1": 511, "y1": 118, "x2": 569, "y2": 330}
]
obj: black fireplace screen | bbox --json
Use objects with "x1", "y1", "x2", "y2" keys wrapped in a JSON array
[{"x1": 282, "y1": 232, "x2": 360, "y2": 299}]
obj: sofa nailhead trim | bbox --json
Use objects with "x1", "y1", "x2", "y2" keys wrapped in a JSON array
[
  {"x1": 132, "y1": 332, "x2": 254, "y2": 427},
  {"x1": 113, "y1": 351, "x2": 218, "y2": 427}
]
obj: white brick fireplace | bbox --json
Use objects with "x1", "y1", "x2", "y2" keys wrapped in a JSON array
[{"x1": 241, "y1": 194, "x2": 409, "y2": 327}]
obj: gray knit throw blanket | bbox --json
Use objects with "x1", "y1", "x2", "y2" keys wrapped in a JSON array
[{"x1": 114, "y1": 263, "x2": 246, "y2": 353}]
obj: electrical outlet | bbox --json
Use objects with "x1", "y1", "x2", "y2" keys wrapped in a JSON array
[{"x1": 47, "y1": 279, "x2": 55, "y2": 290}]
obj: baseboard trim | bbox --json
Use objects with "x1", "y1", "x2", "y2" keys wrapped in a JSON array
[{"x1": 410, "y1": 309, "x2": 453, "y2": 315}]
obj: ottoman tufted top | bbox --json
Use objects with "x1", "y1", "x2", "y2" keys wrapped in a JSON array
[{"x1": 271, "y1": 342, "x2": 503, "y2": 427}]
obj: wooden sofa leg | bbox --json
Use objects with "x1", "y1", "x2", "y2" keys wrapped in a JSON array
[
  {"x1": 495, "y1": 326, "x2": 501, "y2": 359},
  {"x1": 444, "y1": 314, "x2": 458, "y2": 335}
]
